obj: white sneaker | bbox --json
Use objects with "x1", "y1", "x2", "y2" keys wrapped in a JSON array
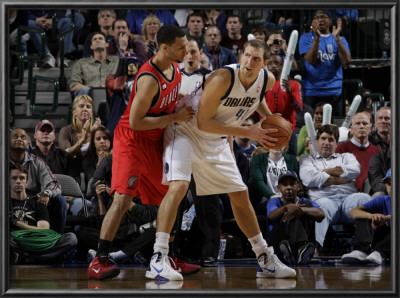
[
  {"x1": 43, "y1": 53, "x2": 55, "y2": 68},
  {"x1": 145, "y1": 252, "x2": 183, "y2": 281},
  {"x1": 256, "y1": 252, "x2": 296, "y2": 278},
  {"x1": 56, "y1": 53, "x2": 70, "y2": 68},
  {"x1": 341, "y1": 250, "x2": 368, "y2": 264},
  {"x1": 366, "y1": 251, "x2": 384, "y2": 265}
]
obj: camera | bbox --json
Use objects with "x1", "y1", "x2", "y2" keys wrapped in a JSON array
[{"x1": 273, "y1": 39, "x2": 281, "y2": 45}]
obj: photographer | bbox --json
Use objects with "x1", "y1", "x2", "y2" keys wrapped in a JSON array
[{"x1": 266, "y1": 29, "x2": 298, "y2": 71}]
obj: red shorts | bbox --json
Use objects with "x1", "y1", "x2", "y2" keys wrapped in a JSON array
[{"x1": 111, "y1": 125, "x2": 168, "y2": 205}]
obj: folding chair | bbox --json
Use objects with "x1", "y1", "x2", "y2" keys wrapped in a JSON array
[{"x1": 54, "y1": 173, "x2": 89, "y2": 218}]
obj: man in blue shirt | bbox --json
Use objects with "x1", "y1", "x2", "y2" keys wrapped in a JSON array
[
  {"x1": 299, "y1": 9, "x2": 351, "y2": 116},
  {"x1": 341, "y1": 168, "x2": 391, "y2": 265},
  {"x1": 267, "y1": 171, "x2": 325, "y2": 265}
]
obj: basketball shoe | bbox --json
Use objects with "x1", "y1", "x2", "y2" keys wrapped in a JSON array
[
  {"x1": 170, "y1": 257, "x2": 201, "y2": 276},
  {"x1": 145, "y1": 252, "x2": 183, "y2": 281},
  {"x1": 256, "y1": 251, "x2": 296, "y2": 278},
  {"x1": 88, "y1": 257, "x2": 120, "y2": 280},
  {"x1": 279, "y1": 240, "x2": 295, "y2": 265}
]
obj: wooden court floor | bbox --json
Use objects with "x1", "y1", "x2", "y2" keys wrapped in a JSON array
[{"x1": 8, "y1": 260, "x2": 392, "y2": 296}]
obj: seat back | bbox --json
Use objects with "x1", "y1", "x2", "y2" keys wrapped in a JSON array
[
  {"x1": 54, "y1": 173, "x2": 88, "y2": 217},
  {"x1": 54, "y1": 174, "x2": 83, "y2": 198}
]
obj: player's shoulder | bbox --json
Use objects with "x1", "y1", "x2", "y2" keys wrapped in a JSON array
[{"x1": 207, "y1": 67, "x2": 233, "y2": 82}]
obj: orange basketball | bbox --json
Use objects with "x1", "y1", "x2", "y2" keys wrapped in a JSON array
[{"x1": 261, "y1": 114, "x2": 292, "y2": 149}]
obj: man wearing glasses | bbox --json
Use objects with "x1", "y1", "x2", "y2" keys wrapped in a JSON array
[{"x1": 299, "y1": 9, "x2": 351, "y2": 117}]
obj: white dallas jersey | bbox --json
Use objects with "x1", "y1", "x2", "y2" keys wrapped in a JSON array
[{"x1": 176, "y1": 63, "x2": 269, "y2": 139}]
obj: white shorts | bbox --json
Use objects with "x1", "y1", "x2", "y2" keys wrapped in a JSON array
[{"x1": 162, "y1": 120, "x2": 247, "y2": 196}]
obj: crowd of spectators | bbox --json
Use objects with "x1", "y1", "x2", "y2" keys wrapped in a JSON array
[{"x1": 9, "y1": 8, "x2": 391, "y2": 268}]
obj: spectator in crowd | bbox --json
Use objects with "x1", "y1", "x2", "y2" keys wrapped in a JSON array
[
  {"x1": 267, "y1": 171, "x2": 325, "y2": 266},
  {"x1": 27, "y1": 10, "x2": 84, "y2": 68},
  {"x1": 199, "y1": 9, "x2": 228, "y2": 36},
  {"x1": 10, "y1": 128, "x2": 67, "y2": 234},
  {"x1": 344, "y1": 98, "x2": 351, "y2": 115},
  {"x1": 361, "y1": 88, "x2": 373, "y2": 111},
  {"x1": 141, "y1": 15, "x2": 162, "y2": 59},
  {"x1": 250, "y1": 26, "x2": 268, "y2": 44},
  {"x1": 220, "y1": 15, "x2": 248, "y2": 56},
  {"x1": 233, "y1": 116, "x2": 258, "y2": 185},
  {"x1": 125, "y1": 9, "x2": 177, "y2": 35},
  {"x1": 369, "y1": 106, "x2": 391, "y2": 151},
  {"x1": 249, "y1": 145, "x2": 299, "y2": 215},
  {"x1": 341, "y1": 168, "x2": 391, "y2": 266},
  {"x1": 9, "y1": 163, "x2": 78, "y2": 265},
  {"x1": 299, "y1": 124, "x2": 372, "y2": 252},
  {"x1": 107, "y1": 19, "x2": 147, "y2": 66},
  {"x1": 81, "y1": 126, "x2": 113, "y2": 188},
  {"x1": 368, "y1": 140, "x2": 391, "y2": 198},
  {"x1": 299, "y1": 9, "x2": 351, "y2": 116},
  {"x1": 105, "y1": 51, "x2": 140, "y2": 136},
  {"x1": 265, "y1": 54, "x2": 303, "y2": 155},
  {"x1": 69, "y1": 32, "x2": 119, "y2": 97},
  {"x1": 202, "y1": 25, "x2": 237, "y2": 70},
  {"x1": 336, "y1": 110, "x2": 381, "y2": 193},
  {"x1": 82, "y1": 9, "x2": 117, "y2": 58},
  {"x1": 199, "y1": 52, "x2": 211, "y2": 70},
  {"x1": 185, "y1": 12, "x2": 206, "y2": 48},
  {"x1": 266, "y1": 29, "x2": 298, "y2": 71},
  {"x1": 59, "y1": 95, "x2": 102, "y2": 157},
  {"x1": 30, "y1": 120, "x2": 88, "y2": 217},
  {"x1": 297, "y1": 102, "x2": 324, "y2": 156}
]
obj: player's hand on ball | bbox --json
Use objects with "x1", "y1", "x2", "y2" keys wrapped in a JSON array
[{"x1": 249, "y1": 117, "x2": 278, "y2": 148}]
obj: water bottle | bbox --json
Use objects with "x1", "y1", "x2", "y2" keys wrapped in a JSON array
[
  {"x1": 218, "y1": 239, "x2": 227, "y2": 260},
  {"x1": 381, "y1": 51, "x2": 388, "y2": 67},
  {"x1": 139, "y1": 219, "x2": 157, "y2": 234}
]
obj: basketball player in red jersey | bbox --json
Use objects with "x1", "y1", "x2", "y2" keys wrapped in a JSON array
[{"x1": 88, "y1": 25, "x2": 195, "y2": 280}]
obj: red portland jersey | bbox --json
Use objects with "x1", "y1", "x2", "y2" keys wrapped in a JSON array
[{"x1": 117, "y1": 58, "x2": 182, "y2": 139}]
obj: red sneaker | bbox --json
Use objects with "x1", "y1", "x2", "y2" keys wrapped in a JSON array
[
  {"x1": 88, "y1": 257, "x2": 120, "y2": 280},
  {"x1": 169, "y1": 257, "x2": 201, "y2": 276}
]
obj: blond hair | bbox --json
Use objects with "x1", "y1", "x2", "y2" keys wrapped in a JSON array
[
  {"x1": 71, "y1": 95, "x2": 95, "y2": 130},
  {"x1": 141, "y1": 15, "x2": 162, "y2": 41}
]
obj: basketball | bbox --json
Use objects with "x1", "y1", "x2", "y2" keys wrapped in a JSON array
[{"x1": 261, "y1": 114, "x2": 292, "y2": 149}]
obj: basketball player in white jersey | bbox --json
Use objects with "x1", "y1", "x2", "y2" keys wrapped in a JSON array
[{"x1": 146, "y1": 39, "x2": 296, "y2": 281}]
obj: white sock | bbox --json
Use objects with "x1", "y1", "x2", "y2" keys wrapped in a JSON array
[
  {"x1": 248, "y1": 233, "x2": 273, "y2": 256},
  {"x1": 153, "y1": 232, "x2": 170, "y2": 256}
]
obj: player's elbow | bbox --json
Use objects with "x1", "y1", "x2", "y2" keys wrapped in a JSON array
[
  {"x1": 129, "y1": 117, "x2": 138, "y2": 130},
  {"x1": 197, "y1": 117, "x2": 208, "y2": 132}
]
